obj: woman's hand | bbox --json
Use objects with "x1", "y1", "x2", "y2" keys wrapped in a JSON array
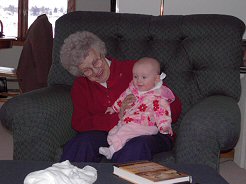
[
  {"x1": 119, "y1": 94, "x2": 136, "y2": 119},
  {"x1": 105, "y1": 107, "x2": 115, "y2": 114}
]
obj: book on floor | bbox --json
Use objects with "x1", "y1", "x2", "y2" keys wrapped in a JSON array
[{"x1": 113, "y1": 160, "x2": 192, "y2": 184}]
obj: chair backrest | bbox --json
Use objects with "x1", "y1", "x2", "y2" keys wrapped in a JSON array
[
  {"x1": 17, "y1": 14, "x2": 53, "y2": 93},
  {"x1": 48, "y1": 11, "x2": 245, "y2": 121}
]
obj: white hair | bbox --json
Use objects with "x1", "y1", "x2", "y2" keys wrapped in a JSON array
[{"x1": 60, "y1": 31, "x2": 107, "y2": 76}]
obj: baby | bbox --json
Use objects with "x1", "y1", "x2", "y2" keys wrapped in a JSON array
[{"x1": 99, "y1": 57, "x2": 175, "y2": 159}]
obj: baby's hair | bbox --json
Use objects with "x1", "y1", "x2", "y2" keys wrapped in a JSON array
[{"x1": 136, "y1": 57, "x2": 160, "y2": 74}]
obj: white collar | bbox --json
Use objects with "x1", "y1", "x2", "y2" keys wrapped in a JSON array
[{"x1": 99, "y1": 58, "x2": 111, "y2": 88}]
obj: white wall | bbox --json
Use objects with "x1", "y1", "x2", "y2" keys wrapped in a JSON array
[
  {"x1": 117, "y1": 0, "x2": 161, "y2": 16},
  {"x1": 76, "y1": 0, "x2": 110, "y2": 11},
  {"x1": 117, "y1": 0, "x2": 246, "y2": 39},
  {"x1": 165, "y1": 0, "x2": 246, "y2": 39}
]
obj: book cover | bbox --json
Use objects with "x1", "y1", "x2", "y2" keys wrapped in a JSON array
[{"x1": 113, "y1": 161, "x2": 192, "y2": 184}]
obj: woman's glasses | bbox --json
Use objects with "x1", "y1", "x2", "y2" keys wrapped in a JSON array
[{"x1": 80, "y1": 55, "x2": 104, "y2": 77}]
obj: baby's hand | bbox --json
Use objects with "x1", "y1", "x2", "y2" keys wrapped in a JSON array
[
  {"x1": 119, "y1": 94, "x2": 136, "y2": 119},
  {"x1": 105, "y1": 107, "x2": 115, "y2": 114},
  {"x1": 160, "y1": 126, "x2": 173, "y2": 136}
]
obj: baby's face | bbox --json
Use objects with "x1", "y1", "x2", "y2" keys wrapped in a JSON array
[{"x1": 132, "y1": 62, "x2": 159, "y2": 92}]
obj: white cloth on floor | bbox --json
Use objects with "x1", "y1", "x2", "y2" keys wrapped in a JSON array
[{"x1": 24, "y1": 160, "x2": 97, "y2": 184}]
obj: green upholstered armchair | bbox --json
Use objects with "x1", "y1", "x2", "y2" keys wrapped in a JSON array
[{"x1": 0, "y1": 11, "x2": 245, "y2": 170}]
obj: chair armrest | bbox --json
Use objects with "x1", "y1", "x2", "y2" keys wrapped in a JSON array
[
  {"x1": 174, "y1": 95, "x2": 241, "y2": 170},
  {"x1": 0, "y1": 85, "x2": 76, "y2": 161}
]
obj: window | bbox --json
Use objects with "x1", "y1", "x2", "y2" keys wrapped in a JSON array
[{"x1": 0, "y1": 0, "x2": 75, "y2": 41}]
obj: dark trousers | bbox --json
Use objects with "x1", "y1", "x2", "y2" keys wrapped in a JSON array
[{"x1": 60, "y1": 130, "x2": 173, "y2": 163}]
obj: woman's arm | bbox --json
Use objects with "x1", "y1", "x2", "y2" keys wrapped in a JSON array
[{"x1": 71, "y1": 78, "x2": 118, "y2": 132}]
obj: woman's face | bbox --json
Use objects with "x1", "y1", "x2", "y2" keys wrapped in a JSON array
[{"x1": 78, "y1": 49, "x2": 110, "y2": 83}]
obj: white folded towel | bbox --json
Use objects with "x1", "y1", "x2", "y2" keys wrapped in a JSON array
[{"x1": 24, "y1": 160, "x2": 97, "y2": 184}]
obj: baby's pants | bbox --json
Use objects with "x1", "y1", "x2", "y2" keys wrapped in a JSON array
[{"x1": 107, "y1": 123, "x2": 159, "y2": 154}]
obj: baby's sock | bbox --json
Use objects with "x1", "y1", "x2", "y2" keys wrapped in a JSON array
[{"x1": 99, "y1": 147, "x2": 114, "y2": 159}]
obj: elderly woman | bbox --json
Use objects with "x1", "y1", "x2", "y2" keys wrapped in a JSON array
[{"x1": 60, "y1": 31, "x2": 182, "y2": 163}]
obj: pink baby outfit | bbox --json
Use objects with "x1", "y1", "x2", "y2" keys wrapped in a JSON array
[
  {"x1": 99, "y1": 79, "x2": 175, "y2": 159},
  {"x1": 112, "y1": 81, "x2": 175, "y2": 130}
]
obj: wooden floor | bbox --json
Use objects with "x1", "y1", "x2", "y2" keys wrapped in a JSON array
[{"x1": 220, "y1": 150, "x2": 234, "y2": 159}]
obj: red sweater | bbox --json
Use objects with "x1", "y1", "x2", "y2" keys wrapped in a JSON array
[{"x1": 71, "y1": 58, "x2": 182, "y2": 132}]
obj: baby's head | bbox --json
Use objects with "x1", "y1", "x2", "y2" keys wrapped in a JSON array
[{"x1": 132, "y1": 57, "x2": 161, "y2": 92}]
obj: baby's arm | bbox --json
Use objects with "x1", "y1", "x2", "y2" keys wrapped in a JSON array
[
  {"x1": 159, "y1": 126, "x2": 173, "y2": 136},
  {"x1": 112, "y1": 87, "x2": 133, "y2": 113},
  {"x1": 154, "y1": 99, "x2": 173, "y2": 136},
  {"x1": 105, "y1": 88, "x2": 131, "y2": 115}
]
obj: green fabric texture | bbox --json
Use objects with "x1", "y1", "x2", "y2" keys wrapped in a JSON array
[{"x1": 0, "y1": 11, "x2": 245, "y2": 170}]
